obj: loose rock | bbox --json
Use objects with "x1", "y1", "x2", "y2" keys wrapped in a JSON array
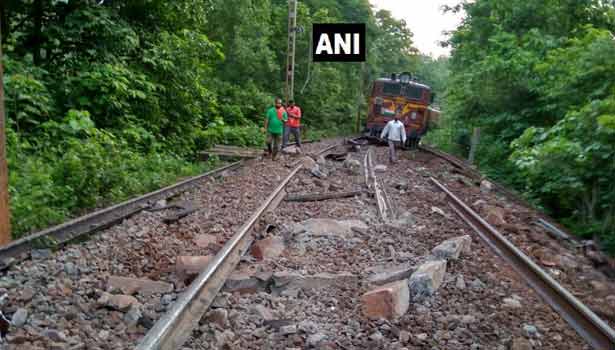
[
  {"x1": 251, "y1": 237, "x2": 285, "y2": 261},
  {"x1": 367, "y1": 265, "x2": 415, "y2": 285},
  {"x1": 97, "y1": 292, "x2": 140, "y2": 311},
  {"x1": 431, "y1": 235, "x2": 471, "y2": 261},
  {"x1": 107, "y1": 276, "x2": 174, "y2": 296},
  {"x1": 12, "y1": 308, "x2": 28, "y2": 327},
  {"x1": 374, "y1": 164, "x2": 387, "y2": 173},
  {"x1": 408, "y1": 260, "x2": 447, "y2": 298},
  {"x1": 175, "y1": 255, "x2": 213, "y2": 278},
  {"x1": 361, "y1": 280, "x2": 409, "y2": 320}
]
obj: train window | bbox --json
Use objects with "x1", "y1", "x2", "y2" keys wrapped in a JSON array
[
  {"x1": 404, "y1": 86, "x2": 423, "y2": 100},
  {"x1": 382, "y1": 83, "x2": 401, "y2": 96}
]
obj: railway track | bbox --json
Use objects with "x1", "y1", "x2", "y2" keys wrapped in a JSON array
[
  {"x1": 136, "y1": 143, "x2": 343, "y2": 350},
  {"x1": 418, "y1": 144, "x2": 579, "y2": 246},
  {"x1": 2, "y1": 140, "x2": 613, "y2": 349},
  {"x1": 0, "y1": 161, "x2": 242, "y2": 268},
  {"x1": 431, "y1": 177, "x2": 615, "y2": 349}
]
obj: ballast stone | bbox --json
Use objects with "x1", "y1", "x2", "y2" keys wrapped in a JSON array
[
  {"x1": 367, "y1": 265, "x2": 415, "y2": 286},
  {"x1": 175, "y1": 255, "x2": 213, "y2": 278},
  {"x1": 408, "y1": 260, "x2": 447, "y2": 298},
  {"x1": 374, "y1": 164, "x2": 387, "y2": 173},
  {"x1": 97, "y1": 292, "x2": 140, "y2": 311},
  {"x1": 361, "y1": 280, "x2": 409, "y2": 320},
  {"x1": 251, "y1": 236, "x2": 285, "y2": 261},
  {"x1": 291, "y1": 218, "x2": 367, "y2": 238},
  {"x1": 107, "y1": 276, "x2": 174, "y2": 296},
  {"x1": 431, "y1": 235, "x2": 472, "y2": 261}
]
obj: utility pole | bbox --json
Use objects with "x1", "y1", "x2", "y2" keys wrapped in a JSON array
[
  {"x1": 285, "y1": 0, "x2": 297, "y2": 104},
  {"x1": 0, "y1": 26, "x2": 11, "y2": 245}
]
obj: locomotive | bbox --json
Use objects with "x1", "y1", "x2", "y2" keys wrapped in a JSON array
[{"x1": 364, "y1": 72, "x2": 440, "y2": 148}]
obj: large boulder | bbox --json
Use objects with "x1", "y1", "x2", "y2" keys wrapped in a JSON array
[
  {"x1": 251, "y1": 237, "x2": 285, "y2": 261},
  {"x1": 366, "y1": 265, "x2": 415, "y2": 286},
  {"x1": 107, "y1": 276, "x2": 174, "y2": 296},
  {"x1": 361, "y1": 280, "x2": 409, "y2": 320},
  {"x1": 431, "y1": 235, "x2": 472, "y2": 261},
  {"x1": 408, "y1": 260, "x2": 447, "y2": 298},
  {"x1": 291, "y1": 218, "x2": 367, "y2": 238}
]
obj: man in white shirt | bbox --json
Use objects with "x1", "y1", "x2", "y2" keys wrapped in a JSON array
[{"x1": 380, "y1": 115, "x2": 407, "y2": 163}]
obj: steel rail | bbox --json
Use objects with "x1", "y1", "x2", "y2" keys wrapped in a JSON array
[
  {"x1": 431, "y1": 177, "x2": 615, "y2": 349},
  {"x1": 365, "y1": 147, "x2": 394, "y2": 222},
  {"x1": 0, "y1": 162, "x2": 243, "y2": 267},
  {"x1": 137, "y1": 142, "x2": 338, "y2": 350},
  {"x1": 419, "y1": 144, "x2": 580, "y2": 245},
  {"x1": 137, "y1": 164, "x2": 302, "y2": 350}
]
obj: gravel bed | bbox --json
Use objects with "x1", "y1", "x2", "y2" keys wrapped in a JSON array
[
  {"x1": 414, "y1": 149, "x2": 615, "y2": 330},
  {"x1": 185, "y1": 144, "x2": 605, "y2": 350},
  {"x1": 4, "y1": 140, "x2": 611, "y2": 350},
  {"x1": 0, "y1": 140, "x2": 335, "y2": 350}
]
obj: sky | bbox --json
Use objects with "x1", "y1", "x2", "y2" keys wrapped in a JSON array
[{"x1": 369, "y1": 0, "x2": 465, "y2": 57}]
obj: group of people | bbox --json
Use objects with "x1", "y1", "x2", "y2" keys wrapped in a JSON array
[
  {"x1": 263, "y1": 97, "x2": 407, "y2": 163},
  {"x1": 264, "y1": 98, "x2": 302, "y2": 160}
]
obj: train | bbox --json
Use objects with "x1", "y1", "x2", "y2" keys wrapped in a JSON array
[{"x1": 363, "y1": 72, "x2": 440, "y2": 148}]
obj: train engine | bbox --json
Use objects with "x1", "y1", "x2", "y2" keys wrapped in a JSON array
[{"x1": 364, "y1": 72, "x2": 440, "y2": 148}]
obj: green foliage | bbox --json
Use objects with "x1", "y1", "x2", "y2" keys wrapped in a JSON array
[
  {"x1": 439, "y1": 0, "x2": 615, "y2": 252},
  {"x1": 2, "y1": 0, "x2": 421, "y2": 238}
]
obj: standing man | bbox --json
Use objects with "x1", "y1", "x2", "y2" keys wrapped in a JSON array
[
  {"x1": 264, "y1": 98, "x2": 288, "y2": 160},
  {"x1": 380, "y1": 114, "x2": 407, "y2": 163},
  {"x1": 283, "y1": 100, "x2": 302, "y2": 150}
]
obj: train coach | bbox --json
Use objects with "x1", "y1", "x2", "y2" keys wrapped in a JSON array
[{"x1": 364, "y1": 72, "x2": 440, "y2": 148}]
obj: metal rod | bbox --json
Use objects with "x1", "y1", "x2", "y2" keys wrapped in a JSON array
[{"x1": 431, "y1": 177, "x2": 615, "y2": 349}]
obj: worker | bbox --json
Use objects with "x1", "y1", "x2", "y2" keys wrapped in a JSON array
[
  {"x1": 380, "y1": 114, "x2": 407, "y2": 163},
  {"x1": 264, "y1": 98, "x2": 288, "y2": 160},
  {"x1": 283, "y1": 100, "x2": 302, "y2": 151}
]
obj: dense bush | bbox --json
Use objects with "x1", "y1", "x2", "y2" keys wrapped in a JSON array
[
  {"x1": 2, "y1": 0, "x2": 421, "y2": 238},
  {"x1": 435, "y1": 0, "x2": 615, "y2": 253}
]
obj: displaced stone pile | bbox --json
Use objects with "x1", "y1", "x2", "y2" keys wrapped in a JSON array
[
  {"x1": 0, "y1": 142, "x2": 333, "y2": 350},
  {"x1": 1, "y1": 141, "x2": 611, "y2": 350},
  {"x1": 186, "y1": 145, "x2": 597, "y2": 349}
]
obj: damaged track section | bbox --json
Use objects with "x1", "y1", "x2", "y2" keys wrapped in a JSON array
[
  {"x1": 431, "y1": 177, "x2": 615, "y2": 349},
  {"x1": 0, "y1": 162, "x2": 242, "y2": 268},
  {"x1": 137, "y1": 143, "x2": 341, "y2": 350},
  {"x1": 136, "y1": 166, "x2": 303, "y2": 350}
]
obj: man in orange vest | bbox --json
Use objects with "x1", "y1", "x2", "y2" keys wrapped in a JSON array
[{"x1": 282, "y1": 100, "x2": 302, "y2": 150}]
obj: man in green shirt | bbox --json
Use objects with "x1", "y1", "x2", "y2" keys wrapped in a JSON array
[{"x1": 264, "y1": 98, "x2": 288, "y2": 160}]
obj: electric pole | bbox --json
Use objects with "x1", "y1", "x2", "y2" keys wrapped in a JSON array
[
  {"x1": 285, "y1": 0, "x2": 297, "y2": 104},
  {"x1": 0, "y1": 26, "x2": 11, "y2": 245}
]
